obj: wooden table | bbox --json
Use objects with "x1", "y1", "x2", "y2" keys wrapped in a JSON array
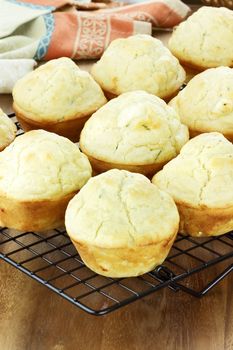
[
  {"x1": 0, "y1": 26, "x2": 233, "y2": 349},
  {"x1": 1, "y1": 258, "x2": 233, "y2": 350}
]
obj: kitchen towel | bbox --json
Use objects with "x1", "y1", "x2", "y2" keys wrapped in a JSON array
[
  {"x1": 0, "y1": 59, "x2": 36, "y2": 93},
  {"x1": 0, "y1": 0, "x2": 190, "y2": 60}
]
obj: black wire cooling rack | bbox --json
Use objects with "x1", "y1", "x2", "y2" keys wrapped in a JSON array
[
  {"x1": 1, "y1": 228, "x2": 232, "y2": 315},
  {"x1": 0, "y1": 114, "x2": 233, "y2": 316}
]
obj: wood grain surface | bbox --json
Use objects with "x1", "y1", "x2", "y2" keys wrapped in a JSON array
[{"x1": 0, "y1": 260, "x2": 233, "y2": 350}]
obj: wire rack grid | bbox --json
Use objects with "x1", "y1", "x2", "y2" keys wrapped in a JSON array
[
  {"x1": 0, "y1": 114, "x2": 232, "y2": 316},
  {"x1": 1, "y1": 227, "x2": 232, "y2": 315}
]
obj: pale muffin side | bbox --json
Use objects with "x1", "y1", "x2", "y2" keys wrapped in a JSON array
[
  {"x1": 80, "y1": 91, "x2": 189, "y2": 176},
  {"x1": 168, "y1": 7, "x2": 233, "y2": 70},
  {"x1": 12, "y1": 58, "x2": 107, "y2": 141},
  {"x1": 169, "y1": 67, "x2": 233, "y2": 141},
  {"x1": 65, "y1": 169, "x2": 179, "y2": 277},
  {"x1": 153, "y1": 132, "x2": 233, "y2": 237},
  {"x1": 91, "y1": 35, "x2": 186, "y2": 100},
  {"x1": 0, "y1": 108, "x2": 17, "y2": 151},
  {"x1": 0, "y1": 130, "x2": 92, "y2": 231}
]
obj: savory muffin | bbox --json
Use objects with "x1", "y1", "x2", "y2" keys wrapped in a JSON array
[
  {"x1": 0, "y1": 130, "x2": 92, "y2": 231},
  {"x1": 153, "y1": 132, "x2": 233, "y2": 237},
  {"x1": 168, "y1": 7, "x2": 233, "y2": 70},
  {"x1": 91, "y1": 35, "x2": 186, "y2": 100},
  {"x1": 169, "y1": 67, "x2": 233, "y2": 141},
  {"x1": 0, "y1": 108, "x2": 17, "y2": 151},
  {"x1": 80, "y1": 91, "x2": 189, "y2": 177},
  {"x1": 12, "y1": 57, "x2": 107, "y2": 142},
  {"x1": 65, "y1": 169, "x2": 179, "y2": 277}
]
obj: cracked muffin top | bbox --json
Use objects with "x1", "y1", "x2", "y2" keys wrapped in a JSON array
[
  {"x1": 65, "y1": 169, "x2": 179, "y2": 248},
  {"x1": 168, "y1": 7, "x2": 233, "y2": 70},
  {"x1": 152, "y1": 132, "x2": 233, "y2": 208},
  {"x1": 169, "y1": 67, "x2": 233, "y2": 136},
  {"x1": 91, "y1": 35, "x2": 186, "y2": 99},
  {"x1": 12, "y1": 57, "x2": 107, "y2": 123},
  {"x1": 80, "y1": 91, "x2": 189, "y2": 165},
  {"x1": 0, "y1": 108, "x2": 17, "y2": 151},
  {"x1": 0, "y1": 130, "x2": 92, "y2": 201}
]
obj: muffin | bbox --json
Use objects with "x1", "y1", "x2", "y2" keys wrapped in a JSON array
[
  {"x1": 65, "y1": 169, "x2": 179, "y2": 277},
  {"x1": 0, "y1": 108, "x2": 17, "y2": 151},
  {"x1": 80, "y1": 91, "x2": 189, "y2": 177},
  {"x1": 153, "y1": 132, "x2": 233, "y2": 237},
  {"x1": 91, "y1": 35, "x2": 186, "y2": 100},
  {"x1": 168, "y1": 7, "x2": 233, "y2": 70},
  {"x1": 169, "y1": 67, "x2": 233, "y2": 141},
  {"x1": 0, "y1": 130, "x2": 92, "y2": 231},
  {"x1": 12, "y1": 57, "x2": 107, "y2": 142}
]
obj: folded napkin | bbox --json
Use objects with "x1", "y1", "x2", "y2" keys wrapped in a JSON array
[{"x1": 0, "y1": 0, "x2": 190, "y2": 60}]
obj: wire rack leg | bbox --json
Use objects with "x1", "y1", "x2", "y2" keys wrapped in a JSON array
[{"x1": 172, "y1": 264, "x2": 233, "y2": 298}]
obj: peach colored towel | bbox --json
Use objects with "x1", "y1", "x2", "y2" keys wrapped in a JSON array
[{"x1": 2, "y1": 0, "x2": 190, "y2": 60}]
